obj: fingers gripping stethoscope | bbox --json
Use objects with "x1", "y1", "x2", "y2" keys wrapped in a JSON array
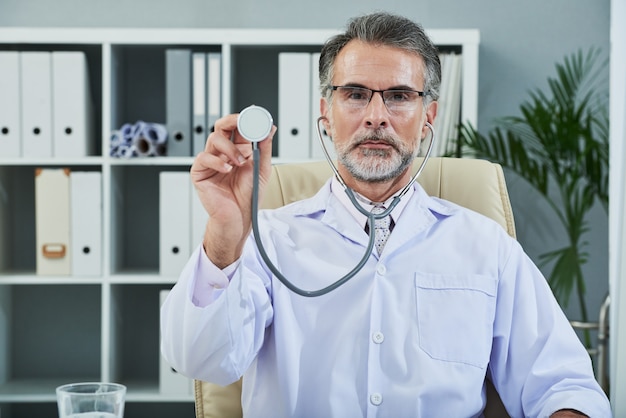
[{"x1": 237, "y1": 105, "x2": 436, "y2": 297}]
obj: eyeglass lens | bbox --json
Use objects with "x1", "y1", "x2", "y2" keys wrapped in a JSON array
[{"x1": 333, "y1": 86, "x2": 423, "y2": 111}]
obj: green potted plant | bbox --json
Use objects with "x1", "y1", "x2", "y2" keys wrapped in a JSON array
[{"x1": 458, "y1": 48, "x2": 609, "y2": 348}]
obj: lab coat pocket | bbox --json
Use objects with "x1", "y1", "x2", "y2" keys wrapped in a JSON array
[{"x1": 414, "y1": 273, "x2": 496, "y2": 368}]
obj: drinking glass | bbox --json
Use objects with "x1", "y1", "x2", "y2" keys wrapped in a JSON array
[{"x1": 56, "y1": 382, "x2": 126, "y2": 418}]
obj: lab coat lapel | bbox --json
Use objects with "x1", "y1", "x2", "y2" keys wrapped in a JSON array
[
  {"x1": 321, "y1": 195, "x2": 371, "y2": 248},
  {"x1": 382, "y1": 187, "x2": 454, "y2": 256}
]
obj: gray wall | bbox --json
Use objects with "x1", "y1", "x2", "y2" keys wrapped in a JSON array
[{"x1": 0, "y1": 0, "x2": 611, "y2": 320}]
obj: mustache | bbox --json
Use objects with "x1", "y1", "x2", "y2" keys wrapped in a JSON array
[{"x1": 351, "y1": 131, "x2": 402, "y2": 151}]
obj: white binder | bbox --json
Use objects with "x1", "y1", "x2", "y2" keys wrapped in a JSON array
[
  {"x1": 0, "y1": 51, "x2": 21, "y2": 157},
  {"x1": 70, "y1": 171, "x2": 102, "y2": 276},
  {"x1": 190, "y1": 181, "x2": 208, "y2": 252},
  {"x1": 192, "y1": 52, "x2": 207, "y2": 156},
  {"x1": 309, "y1": 52, "x2": 335, "y2": 161},
  {"x1": 159, "y1": 172, "x2": 191, "y2": 277},
  {"x1": 52, "y1": 51, "x2": 94, "y2": 158},
  {"x1": 278, "y1": 52, "x2": 312, "y2": 160},
  {"x1": 165, "y1": 49, "x2": 192, "y2": 156},
  {"x1": 35, "y1": 168, "x2": 71, "y2": 276},
  {"x1": 206, "y1": 52, "x2": 222, "y2": 143},
  {"x1": 21, "y1": 52, "x2": 53, "y2": 158},
  {"x1": 159, "y1": 289, "x2": 194, "y2": 395}
]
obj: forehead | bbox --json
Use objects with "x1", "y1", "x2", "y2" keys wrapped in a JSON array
[{"x1": 333, "y1": 39, "x2": 425, "y2": 88}]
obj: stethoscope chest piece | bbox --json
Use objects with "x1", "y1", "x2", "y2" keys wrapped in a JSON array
[{"x1": 238, "y1": 105, "x2": 274, "y2": 143}]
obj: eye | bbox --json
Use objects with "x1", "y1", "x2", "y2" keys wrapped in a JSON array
[
  {"x1": 386, "y1": 90, "x2": 412, "y2": 102},
  {"x1": 345, "y1": 87, "x2": 368, "y2": 101}
]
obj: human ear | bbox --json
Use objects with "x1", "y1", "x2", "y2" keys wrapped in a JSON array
[
  {"x1": 422, "y1": 100, "x2": 438, "y2": 139},
  {"x1": 320, "y1": 98, "x2": 332, "y2": 135}
]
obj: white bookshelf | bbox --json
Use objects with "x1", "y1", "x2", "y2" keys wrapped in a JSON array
[{"x1": 0, "y1": 27, "x2": 479, "y2": 417}]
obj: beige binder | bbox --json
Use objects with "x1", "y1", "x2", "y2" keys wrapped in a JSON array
[{"x1": 35, "y1": 168, "x2": 71, "y2": 276}]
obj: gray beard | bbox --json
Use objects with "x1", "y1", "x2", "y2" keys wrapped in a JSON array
[{"x1": 337, "y1": 134, "x2": 418, "y2": 183}]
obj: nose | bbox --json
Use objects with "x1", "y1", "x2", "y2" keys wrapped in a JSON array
[{"x1": 364, "y1": 91, "x2": 389, "y2": 128}]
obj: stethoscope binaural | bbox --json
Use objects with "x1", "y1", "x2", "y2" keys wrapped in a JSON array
[{"x1": 236, "y1": 105, "x2": 436, "y2": 297}]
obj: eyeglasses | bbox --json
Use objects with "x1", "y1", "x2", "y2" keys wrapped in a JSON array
[{"x1": 329, "y1": 85, "x2": 430, "y2": 112}]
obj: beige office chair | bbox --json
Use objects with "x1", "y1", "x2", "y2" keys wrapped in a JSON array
[{"x1": 194, "y1": 157, "x2": 515, "y2": 418}]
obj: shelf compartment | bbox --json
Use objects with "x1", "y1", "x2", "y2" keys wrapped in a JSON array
[
  {"x1": 0, "y1": 377, "x2": 98, "y2": 402},
  {"x1": 0, "y1": 43, "x2": 103, "y2": 158},
  {"x1": 108, "y1": 44, "x2": 221, "y2": 137},
  {"x1": 108, "y1": 284, "x2": 175, "y2": 389},
  {"x1": 0, "y1": 165, "x2": 102, "y2": 276},
  {"x1": 124, "y1": 400, "x2": 195, "y2": 417},
  {"x1": 0, "y1": 165, "x2": 36, "y2": 275},
  {"x1": 109, "y1": 165, "x2": 190, "y2": 275},
  {"x1": 0, "y1": 399, "x2": 195, "y2": 418},
  {"x1": 0, "y1": 284, "x2": 101, "y2": 396},
  {"x1": 231, "y1": 44, "x2": 323, "y2": 157},
  {"x1": 0, "y1": 401, "x2": 58, "y2": 418}
]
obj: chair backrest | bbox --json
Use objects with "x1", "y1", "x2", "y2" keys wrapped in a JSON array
[{"x1": 194, "y1": 157, "x2": 515, "y2": 418}]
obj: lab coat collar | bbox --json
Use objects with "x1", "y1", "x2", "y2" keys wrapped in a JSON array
[{"x1": 281, "y1": 178, "x2": 457, "y2": 253}]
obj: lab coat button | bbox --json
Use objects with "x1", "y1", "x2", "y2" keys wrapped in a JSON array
[
  {"x1": 376, "y1": 264, "x2": 386, "y2": 275},
  {"x1": 372, "y1": 331, "x2": 384, "y2": 344},
  {"x1": 370, "y1": 393, "x2": 383, "y2": 406}
]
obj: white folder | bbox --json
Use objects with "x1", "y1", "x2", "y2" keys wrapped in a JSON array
[
  {"x1": 206, "y1": 52, "x2": 222, "y2": 143},
  {"x1": 35, "y1": 168, "x2": 71, "y2": 275},
  {"x1": 192, "y1": 52, "x2": 207, "y2": 156},
  {"x1": 278, "y1": 52, "x2": 312, "y2": 160},
  {"x1": 433, "y1": 53, "x2": 452, "y2": 157},
  {"x1": 0, "y1": 51, "x2": 22, "y2": 157},
  {"x1": 21, "y1": 52, "x2": 53, "y2": 158},
  {"x1": 70, "y1": 171, "x2": 102, "y2": 276},
  {"x1": 52, "y1": 51, "x2": 94, "y2": 158},
  {"x1": 309, "y1": 52, "x2": 335, "y2": 161},
  {"x1": 159, "y1": 172, "x2": 191, "y2": 276},
  {"x1": 190, "y1": 181, "x2": 208, "y2": 252},
  {"x1": 445, "y1": 54, "x2": 463, "y2": 156},
  {"x1": 159, "y1": 289, "x2": 193, "y2": 395}
]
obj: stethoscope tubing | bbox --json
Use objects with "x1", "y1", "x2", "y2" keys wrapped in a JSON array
[{"x1": 249, "y1": 118, "x2": 436, "y2": 297}]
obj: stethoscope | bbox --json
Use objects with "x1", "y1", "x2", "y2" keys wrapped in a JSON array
[{"x1": 237, "y1": 105, "x2": 436, "y2": 297}]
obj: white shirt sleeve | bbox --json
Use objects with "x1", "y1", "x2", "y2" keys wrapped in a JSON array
[{"x1": 190, "y1": 245, "x2": 239, "y2": 307}]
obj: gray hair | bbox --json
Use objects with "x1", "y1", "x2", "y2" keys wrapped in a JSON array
[{"x1": 319, "y1": 12, "x2": 441, "y2": 103}]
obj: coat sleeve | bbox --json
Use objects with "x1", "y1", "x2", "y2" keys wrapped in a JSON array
[
  {"x1": 160, "y1": 244, "x2": 274, "y2": 385},
  {"x1": 489, "y1": 240, "x2": 611, "y2": 417}
]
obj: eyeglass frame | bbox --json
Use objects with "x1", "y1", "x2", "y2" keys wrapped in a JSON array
[{"x1": 328, "y1": 85, "x2": 432, "y2": 112}]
